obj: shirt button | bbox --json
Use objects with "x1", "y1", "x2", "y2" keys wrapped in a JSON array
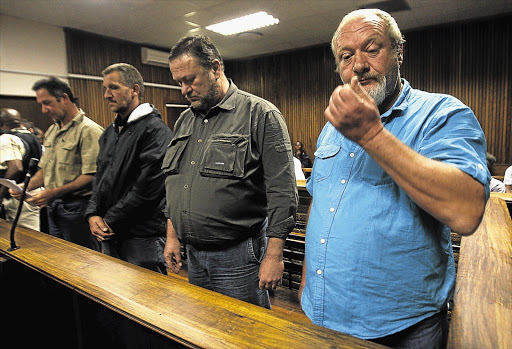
[
  {"x1": 197, "y1": 139, "x2": 203, "y2": 143},
  {"x1": 203, "y1": 119, "x2": 209, "y2": 123},
  {"x1": 341, "y1": 179, "x2": 346, "y2": 184},
  {"x1": 320, "y1": 238, "x2": 325, "y2": 244},
  {"x1": 317, "y1": 270, "x2": 322, "y2": 275},
  {"x1": 329, "y1": 207, "x2": 335, "y2": 212},
  {"x1": 350, "y1": 152, "x2": 355, "y2": 158},
  {"x1": 184, "y1": 184, "x2": 189, "y2": 189},
  {"x1": 191, "y1": 161, "x2": 196, "y2": 165},
  {"x1": 478, "y1": 164, "x2": 483, "y2": 170}
]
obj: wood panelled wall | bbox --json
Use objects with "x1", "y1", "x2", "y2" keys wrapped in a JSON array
[
  {"x1": 225, "y1": 14, "x2": 512, "y2": 169},
  {"x1": 225, "y1": 45, "x2": 337, "y2": 162},
  {"x1": 63, "y1": 14, "x2": 511, "y2": 170},
  {"x1": 401, "y1": 16, "x2": 512, "y2": 168},
  {"x1": 65, "y1": 29, "x2": 187, "y2": 129}
]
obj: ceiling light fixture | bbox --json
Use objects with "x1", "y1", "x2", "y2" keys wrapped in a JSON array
[{"x1": 206, "y1": 11, "x2": 279, "y2": 36}]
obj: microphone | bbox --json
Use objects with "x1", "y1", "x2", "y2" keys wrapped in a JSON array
[{"x1": 8, "y1": 158, "x2": 39, "y2": 251}]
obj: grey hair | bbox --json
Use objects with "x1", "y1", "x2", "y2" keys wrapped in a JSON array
[
  {"x1": 331, "y1": 9, "x2": 405, "y2": 67},
  {"x1": 102, "y1": 63, "x2": 144, "y2": 98}
]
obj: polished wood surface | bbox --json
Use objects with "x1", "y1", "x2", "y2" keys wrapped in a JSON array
[
  {"x1": 490, "y1": 192, "x2": 512, "y2": 203},
  {"x1": 0, "y1": 220, "x2": 384, "y2": 349},
  {"x1": 447, "y1": 197, "x2": 512, "y2": 348}
]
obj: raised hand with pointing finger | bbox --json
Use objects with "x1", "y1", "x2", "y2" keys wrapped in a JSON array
[{"x1": 325, "y1": 76, "x2": 383, "y2": 147}]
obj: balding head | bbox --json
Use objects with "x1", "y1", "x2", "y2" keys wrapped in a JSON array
[
  {"x1": 332, "y1": 9, "x2": 405, "y2": 69},
  {"x1": 0, "y1": 108, "x2": 21, "y2": 130}
]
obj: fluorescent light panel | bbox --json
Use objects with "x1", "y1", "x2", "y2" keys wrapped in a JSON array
[{"x1": 206, "y1": 11, "x2": 279, "y2": 36}]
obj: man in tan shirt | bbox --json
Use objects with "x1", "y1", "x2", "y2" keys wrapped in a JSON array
[{"x1": 11, "y1": 77, "x2": 103, "y2": 250}]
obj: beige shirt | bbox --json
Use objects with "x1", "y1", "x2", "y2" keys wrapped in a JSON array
[{"x1": 40, "y1": 109, "x2": 104, "y2": 197}]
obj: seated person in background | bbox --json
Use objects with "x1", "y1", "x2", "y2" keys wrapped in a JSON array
[
  {"x1": 505, "y1": 165, "x2": 512, "y2": 193},
  {"x1": 21, "y1": 119, "x2": 44, "y2": 145},
  {"x1": 294, "y1": 141, "x2": 312, "y2": 168},
  {"x1": 487, "y1": 152, "x2": 506, "y2": 193},
  {"x1": 0, "y1": 108, "x2": 42, "y2": 230},
  {"x1": 21, "y1": 119, "x2": 38, "y2": 139},
  {"x1": 293, "y1": 156, "x2": 305, "y2": 180}
]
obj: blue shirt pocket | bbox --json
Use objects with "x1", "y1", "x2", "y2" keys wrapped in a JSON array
[{"x1": 313, "y1": 144, "x2": 340, "y2": 182}]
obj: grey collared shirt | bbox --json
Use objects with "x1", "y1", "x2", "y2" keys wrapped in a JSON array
[{"x1": 163, "y1": 81, "x2": 297, "y2": 247}]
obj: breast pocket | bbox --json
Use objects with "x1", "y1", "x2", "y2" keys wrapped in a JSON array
[
  {"x1": 57, "y1": 139, "x2": 80, "y2": 171},
  {"x1": 199, "y1": 134, "x2": 249, "y2": 179},
  {"x1": 162, "y1": 134, "x2": 191, "y2": 175},
  {"x1": 313, "y1": 144, "x2": 340, "y2": 182}
]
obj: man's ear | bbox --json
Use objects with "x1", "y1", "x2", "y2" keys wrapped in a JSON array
[
  {"x1": 133, "y1": 84, "x2": 141, "y2": 96},
  {"x1": 61, "y1": 93, "x2": 71, "y2": 103},
  {"x1": 211, "y1": 59, "x2": 222, "y2": 79}
]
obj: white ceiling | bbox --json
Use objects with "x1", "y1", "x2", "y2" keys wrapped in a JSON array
[{"x1": 1, "y1": 0, "x2": 512, "y2": 60}]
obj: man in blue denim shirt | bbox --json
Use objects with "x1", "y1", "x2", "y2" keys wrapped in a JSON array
[{"x1": 299, "y1": 9, "x2": 490, "y2": 348}]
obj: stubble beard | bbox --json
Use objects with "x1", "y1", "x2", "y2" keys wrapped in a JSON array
[
  {"x1": 190, "y1": 76, "x2": 220, "y2": 113},
  {"x1": 364, "y1": 74, "x2": 387, "y2": 107}
]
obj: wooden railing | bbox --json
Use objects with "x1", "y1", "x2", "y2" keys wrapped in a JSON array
[
  {"x1": 0, "y1": 219, "x2": 384, "y2": 349},
  {"x1": 447, "y1": 195, "x2": 512, "y2": 348}
]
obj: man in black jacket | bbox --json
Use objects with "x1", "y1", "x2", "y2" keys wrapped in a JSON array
[{"x1": 86, "y1": 63, "x2": 173, "y2": 274}]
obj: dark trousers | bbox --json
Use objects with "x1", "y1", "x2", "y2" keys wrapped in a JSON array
[
  {"x1": 186, "y1": 233, "x2": 271, "y2": 309},
  {"x1": 47, "y1": 198, "x2": 99, "y2": 251},
  {"x1": 101, "y1": 236, "x2": 167, "y2": 274},
  {"x1": 370, "y1": 308, "x2": 449, "y2": 349}
]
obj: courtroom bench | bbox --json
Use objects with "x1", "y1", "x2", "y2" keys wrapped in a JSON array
[{"x1": 282, "y1": 182, "x2": 310, "y2": 290}]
